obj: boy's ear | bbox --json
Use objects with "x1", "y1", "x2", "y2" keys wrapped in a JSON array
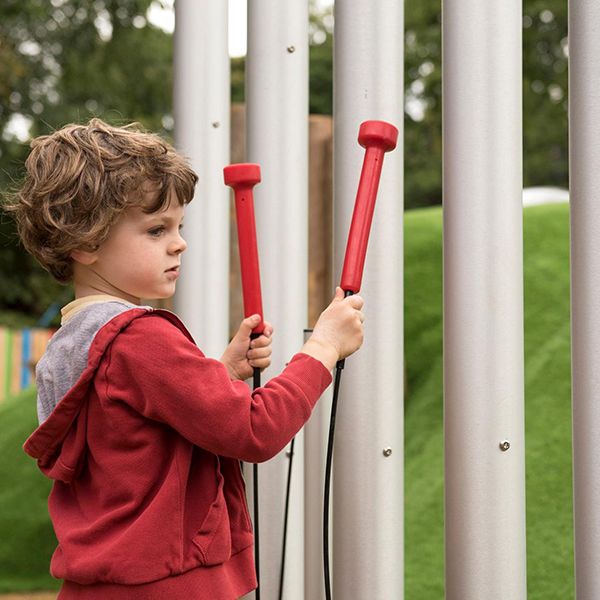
[{"x1": 70, "y1": 248, "x2": 98, "y2": 266}]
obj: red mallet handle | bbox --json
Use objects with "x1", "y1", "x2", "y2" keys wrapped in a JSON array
[
  {"x1": 223, "y1": 163, "x2": 265, "y2": 335},
  {"x1": 340, "y1": 120, "x2": 399, "y2": 294}
]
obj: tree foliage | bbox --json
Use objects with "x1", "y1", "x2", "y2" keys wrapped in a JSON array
[
  {"x1": 0, "y1": 0, "x2": 571, "y2": 320},
  {"x1": 0, "y1": 0, "x2": 173, "y2": 321},
  {"x1": 404, "y1": 0, "x2": 568, "y2": 207},
  {"x1": 235, "y1": 0, "x2": 568, "y2": 208}
]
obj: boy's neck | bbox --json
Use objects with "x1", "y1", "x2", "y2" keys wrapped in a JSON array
[
  {"x1": 71, "y1": 262, "x2": 141, "y2": 304},
  {"x1": 73, "y1": 282, "x2": 140, "y2": 305}
]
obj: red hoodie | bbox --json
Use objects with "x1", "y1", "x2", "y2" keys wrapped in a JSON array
[{"x1": 24, "y1": 307, "x2": 332, "y2": 599}]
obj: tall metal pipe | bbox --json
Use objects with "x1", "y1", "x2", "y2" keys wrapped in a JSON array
[
  {"x1": 333, "y1": 2, "x2": 404, "y2": 598},
  {"x1": 569, "y1": 1, "x2": 600, "y2": 596},
  {"x1": 246, "y1": 1, "x2": 309, "y2": 598},
  {"x1": 303, "y1": 327, "x2": 332, "y2": 600},
  {"x1": 443, "y1": 1, "x2": 526, "y2": 598},
  {"x1": 172, "y1": 0, "x2": 230, "y2": 358}
]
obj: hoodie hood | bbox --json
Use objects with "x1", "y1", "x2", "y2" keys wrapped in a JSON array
[
  {"x1": 36, "y1": 300, "x2": 140, "y2": 424},
  {"x1": 24, "y1": 300, "x2": 173, "y2": 483}
]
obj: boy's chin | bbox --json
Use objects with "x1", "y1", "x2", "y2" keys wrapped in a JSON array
[{"x1": 141, "y1": 291, "x2": 175, "y2": 303}]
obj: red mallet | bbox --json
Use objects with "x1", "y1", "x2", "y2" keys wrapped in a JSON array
[
  {"x1": 224, "y1": 162, "x2": 266, "y2": 599},
  {"x1": 223, "y1": 163, "x2": 265, "y2": 336},
  {"x1": 340, "y1": 120, "x2": 399, "y2": 294}
]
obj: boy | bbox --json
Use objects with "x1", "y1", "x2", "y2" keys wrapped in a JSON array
[{"x1": 2, "y1": 119, "x2": 364, "y2": 599}]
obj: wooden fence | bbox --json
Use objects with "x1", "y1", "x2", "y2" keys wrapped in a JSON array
[{"x1": 0, "y1": 327, "x2": 54, "y2": 403}]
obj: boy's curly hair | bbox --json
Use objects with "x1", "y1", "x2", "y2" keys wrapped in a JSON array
[{"x1": 2, "y1": 118, "x2": 198, "y2": 284}]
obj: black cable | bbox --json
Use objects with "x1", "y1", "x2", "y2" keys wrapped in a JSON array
[
  {"x1": 323, "y1": 363, "x2": 344, "y2": 600},
  {"x1": 278, "y1": 436, "x2": 295, "y2": 600},
  {"x1": 252, "y1": 364, "x2": 261, "y2": 600},
  {"x1": 323, "y1": 289, "x2": 353, "y2": 600}
]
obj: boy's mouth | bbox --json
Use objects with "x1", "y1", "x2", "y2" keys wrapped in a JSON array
[{"x1": 166, "y1": 265, "x2": 180, "y2": 272}]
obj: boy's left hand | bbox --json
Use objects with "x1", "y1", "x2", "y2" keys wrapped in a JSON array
[{"x1": 220, "y1": 314, "x2": 274, "y2": 381}]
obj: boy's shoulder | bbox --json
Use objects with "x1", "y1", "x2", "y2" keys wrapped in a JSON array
[
  {"x1": 36, "y1": 302, "x2": 138, "y2": 423},
  {"x1": 36, "y1": 303, "x2": 193, "y2": 424}
]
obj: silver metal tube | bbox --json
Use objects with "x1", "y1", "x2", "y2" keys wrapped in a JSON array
[
  {"x1": 443, "y1": 1, "x2": 526, "y2": 598},
  {"x1": 246, "y1": 1, "x2": 309, "y2": 598},
  {"x1": 333, "y1": 1, "x2": 404, "y2": 598},
  {"x1": 569, "y1": 1, "x2": 600, "y2": 596},
  {"x1": 173, "y1": 0, "x2": 230, "y2": 357},
  {"x1": 303, "y1": 329, "x2": 332, "y2": 600}
]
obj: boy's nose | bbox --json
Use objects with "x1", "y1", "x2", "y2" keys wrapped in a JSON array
[{"x1": 171, "y1": 235, "x2": 187, "y2": 254}]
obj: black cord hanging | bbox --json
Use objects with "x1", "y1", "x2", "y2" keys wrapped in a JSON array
[
  {"x1": 323, "y1": 290, "x2": 352, "y2": 600},
  {"x1": 252, "y1": 363, "x2": 261, "y2": 600},
  {"x1": 277, "y1": 436, "x2": 295, "y2": 600}
]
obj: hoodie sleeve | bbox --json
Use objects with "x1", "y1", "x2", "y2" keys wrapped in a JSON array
[{"x1": 104, "y1": 313, "x2": 332, "y2": 462}]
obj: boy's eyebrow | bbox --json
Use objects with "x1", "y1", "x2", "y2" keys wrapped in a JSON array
[{"x1": 143, "y1": 214, "x2": 185, "y2": 224}]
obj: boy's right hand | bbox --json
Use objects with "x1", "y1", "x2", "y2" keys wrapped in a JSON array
[{"x1": 301, "y1": 287, "x2": 365, "y2": 371}]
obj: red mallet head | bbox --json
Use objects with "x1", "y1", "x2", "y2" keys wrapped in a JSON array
[
  {"x1": 358, "y1": 120, "x2": 398, "y2": 152},
  {"x1": 223, "y1": 163, "x2": 265, "y2": 335},
  {"x1": 340, "y1": 120, "x2": 399, "y2": 294},
  {"x1": 223, "y1": 163, "x2": 261, "y2": 189}
]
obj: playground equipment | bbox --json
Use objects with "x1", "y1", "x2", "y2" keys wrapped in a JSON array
[
  {"x1": 569, "y1": 1, "x2": 600, "y2": 597},
  {"x1": 323, "y1": 120, "x2": 398, "y2": 600},
  {"x1": 174, "y1": 2, "x2": 403, "y2": 598},
  {"x1": 0, "y1": 327, "x2": 53, "y2": 404},
  {"x1": 172, "y1": 0, "x2": 600, "y2": 598},
  {"x1": 224, "y1": 120, "x2": 398, "y2": 600},
  {"x1": 443, "y1": 1, "x2": 526, "y2": 597}
]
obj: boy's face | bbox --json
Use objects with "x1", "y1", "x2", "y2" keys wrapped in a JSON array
[{"x1": 72, "y1": 192, "x2": 186, "y2": 304}]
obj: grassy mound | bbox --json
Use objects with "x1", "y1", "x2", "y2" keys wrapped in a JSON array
[
  {"x1": 0, "y1": 203, "x2": 573, "y2": 597},
  {"x1": 405, "y1": 202, "x2": 573, "y2": 599},
  {"x1": 0, "y1": 389, "x2": 58, "y2": 593}
]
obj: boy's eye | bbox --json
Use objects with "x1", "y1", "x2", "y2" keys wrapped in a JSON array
[{"x1": 148, "y1": 226, "x2": 164, "y2": 236}]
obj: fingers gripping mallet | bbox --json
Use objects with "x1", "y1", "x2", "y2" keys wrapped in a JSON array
[
  {"x1": 323, "y1": 120, "x2": 398, "y2": 600},
  {"x1": 223, "y1": 163, "x2": 264, "y2": 599}
]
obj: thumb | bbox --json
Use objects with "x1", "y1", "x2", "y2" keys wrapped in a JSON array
[
  {"x1": 238, "y1": 314, "x2": 261, "y2": 338},
  {"x1": 333, "y1": 286, "x2": 345, "y2": 301}
]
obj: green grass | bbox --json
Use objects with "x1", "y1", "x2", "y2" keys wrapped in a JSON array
[
  {"x1": 0, "y1": 389, "x2": 59, "y2": 593},
  {"x1": 0, "y1": 203, "x2": 573, "y2": 596},
  {"x1": 405, "y1": 202, "x2": 573, "y2": 599}
]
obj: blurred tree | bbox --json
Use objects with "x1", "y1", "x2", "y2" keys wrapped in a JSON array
[
  {"x1": 404, "y1": 0, "x2": 568, "y2": 207},
  {"x1": 308, "y1": 4, "x2": 333, "y2": 115},
  {"x1": 522, "y1": 1, "x2": 568, "y2": 190},
  {"x1": 0, "y1": 0, "x2": 173, "y2": 322},
  {"x1": 234, "y1": 1, "x2": 569, "y2": 208},
  {"x1": 229, "y1": 3, "x2": 333, "y2": 115},
  {"x1": 0, "y1": 0, "x2": 571, "y2": 321},
  {"x1": 404, "y1": 1, "x2": 442, "y2": 208}
]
